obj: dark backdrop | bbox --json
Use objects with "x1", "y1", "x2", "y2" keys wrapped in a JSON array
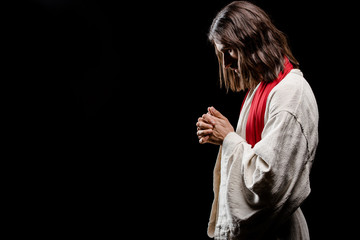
[{"x1": 10, "y1": 0, "x2": 357, "y2": 239}]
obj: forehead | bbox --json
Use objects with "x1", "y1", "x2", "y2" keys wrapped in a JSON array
[{"x1": 214, "y1": 42, "x2": 226, "y2": 52}]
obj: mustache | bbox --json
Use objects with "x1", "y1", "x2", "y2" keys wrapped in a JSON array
[
  {"x1": 230, "y1": 62, "x2": 238, "y2": 69},
  {"x1": 227, "y1": 61, "x2": 238, "y2": 70}
]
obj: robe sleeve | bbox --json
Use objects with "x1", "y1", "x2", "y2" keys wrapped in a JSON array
[{"x1": 219, "y1": 110, "x2": 312, "y2": 238}]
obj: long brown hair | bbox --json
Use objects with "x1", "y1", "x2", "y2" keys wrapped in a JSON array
[{"x1": 208, "y1": 1, "x2": 299, "y2": 92}]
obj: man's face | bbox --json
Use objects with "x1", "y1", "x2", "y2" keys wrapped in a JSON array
[{"x1": 215, "y1": 42, "x2": 238, "y2": 73}]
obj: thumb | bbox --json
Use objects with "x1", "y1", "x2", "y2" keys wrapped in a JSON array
[{"x1": 209, "y1": 106, "x2": 225, "y2": 119}]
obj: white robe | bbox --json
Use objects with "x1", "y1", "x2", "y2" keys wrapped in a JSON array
[{"x1": 208, "y1": 69, "x2": 319, "y2": 240}]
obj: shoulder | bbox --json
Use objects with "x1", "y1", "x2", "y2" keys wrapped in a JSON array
[
  {"x1": 267, "y1": 69, "x2": 317, "y2": 117},
  {"x1": 266, "y1": 69, "x2": 319, "y2": 158}
]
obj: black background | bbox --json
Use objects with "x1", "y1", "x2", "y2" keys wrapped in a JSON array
[{"x1": 8, "y1": 0, "x2": 358, "y2": 239}]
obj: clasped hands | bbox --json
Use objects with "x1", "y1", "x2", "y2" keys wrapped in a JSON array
[{"x1": 196, "y1": 106, "x2": 234, "y2": 145}]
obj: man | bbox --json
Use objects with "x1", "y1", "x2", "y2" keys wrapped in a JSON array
[{"x1": 196, "y1": 1, "x2": 318, "y2": 239}]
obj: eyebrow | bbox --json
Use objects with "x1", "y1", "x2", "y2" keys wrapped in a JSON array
[{"x1": 218, "y1": 45, "x2": 231, "y2": 53}]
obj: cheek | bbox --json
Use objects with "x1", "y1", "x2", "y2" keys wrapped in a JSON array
[{"x1": 230, "y1": 52, "x2": 238, "y2": 59}]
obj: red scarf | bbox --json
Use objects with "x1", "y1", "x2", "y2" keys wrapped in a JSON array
[{"x1": 240, "y1": 57, "x2": 293, "y2": 147}]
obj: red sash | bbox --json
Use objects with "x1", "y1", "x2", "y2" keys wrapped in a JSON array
[{"x1": 240, "y1": 57, "x2": 293, "y2": 147}]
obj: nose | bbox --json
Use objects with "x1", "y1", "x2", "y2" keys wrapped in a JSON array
[
  {"x1": 224, "y1": 62, "x2": 232, "y2": 69},
  {"x1": 223, "y1": 54, "x2": 234, "y2": 69}
]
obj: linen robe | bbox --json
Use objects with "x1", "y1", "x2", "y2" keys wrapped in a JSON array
[{"x1": 208, "y1": 69, "x2": 319, "y2": 239}]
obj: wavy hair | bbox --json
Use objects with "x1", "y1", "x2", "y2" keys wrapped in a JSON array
[{"x1": 208, "y1": 1, "x2": 299, "y2": 91}]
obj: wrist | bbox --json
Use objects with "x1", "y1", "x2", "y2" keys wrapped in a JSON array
[
  {"x1": 221, "y1": 130, "x2": 235, "y2": 145},
  {"x1": 222, "y1": 132, "x2": 246, "y2": 156}
]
